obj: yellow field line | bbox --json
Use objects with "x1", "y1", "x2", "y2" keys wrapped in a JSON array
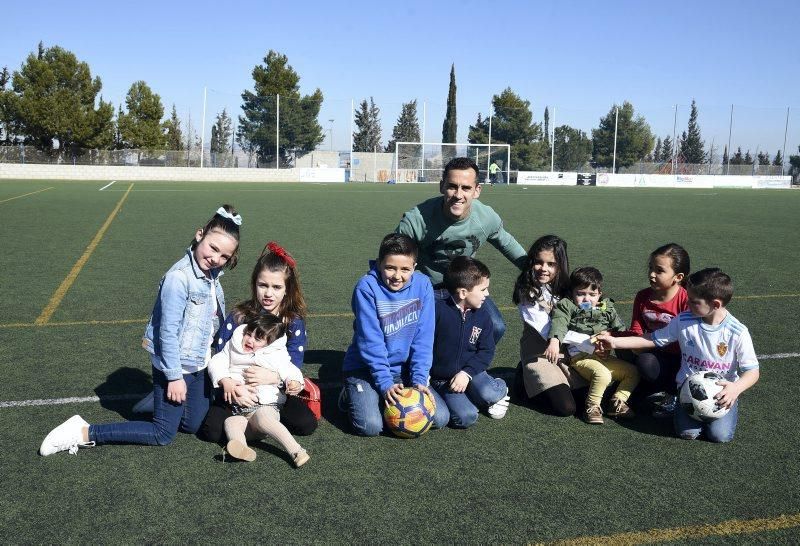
[
  {"x1": 2, "y1": 292, "x2": 797, "y2": 330},
  {"x1": 34, "y1": 184, "x2": 134, "y2": 325},
  {"x1": 546, "y1": 512, "x2": 800, "y2": 545},
  {"x1": 0, "y1": 186, "x2": 54, "y2": 204}
]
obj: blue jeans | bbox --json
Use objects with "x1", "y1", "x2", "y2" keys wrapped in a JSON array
[
  {"x1": 430, "y1": 372, "x2": 507, "y2": 428},
  {"x1": 674, "y1": 398, "x2": 739, "y2": 443},
  {"x1": 342, "y1": 370, "x2": 446, "y2": 436},
  {"x1": 89, "y1": 360, "x2": 210, "y2": 446},
  {"x1": 435, "y1": 290, "x2": 505, "y2": 343}
]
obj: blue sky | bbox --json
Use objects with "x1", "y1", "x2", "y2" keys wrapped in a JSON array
[{"x1": 3, "y1": 0, "x2": 799, "y2": 157}]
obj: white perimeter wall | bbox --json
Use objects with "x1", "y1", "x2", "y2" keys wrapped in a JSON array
[
  {"x1": 0, "y1": 163, "x2": 347, "y2": 183},
  {"x1": 518, "y1": 171, "x2": 792, "y2": 189}
]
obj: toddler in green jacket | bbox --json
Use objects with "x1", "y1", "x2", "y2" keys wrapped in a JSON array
[{"x1": 549, "y1": 267, "x2": 640, "y2": 424}]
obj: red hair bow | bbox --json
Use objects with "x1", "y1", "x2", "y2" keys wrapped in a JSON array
[{"x1": 265, "y1": 241, "x2": 296, "y2": 268}]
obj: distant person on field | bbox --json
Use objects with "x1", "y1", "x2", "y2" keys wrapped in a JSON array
[
  {"x1": 598, "y1": 268, "x2": 760, "y2": 443},
  {"x1": 396, "y1": 156, "x2": 527, "y2": 343},
  {"x1": 339, "y1": 233, "x2": 444, "y2": 436},
  {"x1": 40, "y1": 205, "x2": 242, "y2": 456},
  {"x1": 429, "y1": 257, "x2": 510, "y2": 428},
  {"x1": 489, "y1": 161, "x2": 501, "y2": 185}
]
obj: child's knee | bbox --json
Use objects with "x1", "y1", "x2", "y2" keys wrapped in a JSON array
[
  {"x1": 706, "y1": 429, "x2": 735, "y2": 443},
  {"x1": 450, "y1": 407, "x2": 478, "y2": 429},
  {"x1": 351, "y1": 413, "x2": 384, "y2": 437}
]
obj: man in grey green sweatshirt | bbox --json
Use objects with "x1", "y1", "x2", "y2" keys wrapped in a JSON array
[{"x1": 395, "y1": 156, "x2": 527, "y2": 342}]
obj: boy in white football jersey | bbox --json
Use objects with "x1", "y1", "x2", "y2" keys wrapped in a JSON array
[{"x1": 598, "y1": 268, "x2": 759, "y2": 442}]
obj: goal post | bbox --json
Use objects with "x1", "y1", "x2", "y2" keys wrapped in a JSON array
[{"x1": 393, "y1": 142, "x2": 511, "y2": 184}]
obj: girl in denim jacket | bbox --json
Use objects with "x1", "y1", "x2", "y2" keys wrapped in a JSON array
[{"x1": 40, "y1": 205, "x2": 242, "y2": 455}]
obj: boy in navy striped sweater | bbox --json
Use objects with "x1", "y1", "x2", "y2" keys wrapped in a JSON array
[{"x1": 429, "y1": 256, "x2": 510, "y2": 427}]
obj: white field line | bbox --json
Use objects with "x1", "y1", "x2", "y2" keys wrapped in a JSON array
[
  {"x1": 99, "y1": 181, "x2": 116, "y2": 191},
  {"x1": 1, "y1": 353, "x2": 796, "y2": 410}
]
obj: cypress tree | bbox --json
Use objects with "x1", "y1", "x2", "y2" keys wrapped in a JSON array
[{"x1": 442, "y1": 64, "x2": 457, "y2": 143}]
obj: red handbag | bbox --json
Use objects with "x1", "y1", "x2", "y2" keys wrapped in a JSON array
[{"x1": 294, "y1": 378, "x2": 322, "y2": 421}]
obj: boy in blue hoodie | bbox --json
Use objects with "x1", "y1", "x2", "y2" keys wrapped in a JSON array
[
  {"x1": 340, "y1": 233, "x2": 443, "y2": 436},
  {"x1": 429, "y1": 256, "x2": 510, "y2": 428}
]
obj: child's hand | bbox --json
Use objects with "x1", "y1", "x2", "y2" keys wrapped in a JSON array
[
  {"x1": 285, "y1": 379, "x2": 303, "y2": 395},
  {"x1": 167, "y1": 378, "x2": 187, "y2": 404},
  {"x1": 544, "y1": 338, "x2": 561, "y2": 364},
  {"x1": 449, "y1": 371, "x2": 470, "y2": 393},
  {"x1": 244, "y1": 366, "x2": 281, "y2": 386},
  {"x1": 595, "y1": 333, "x2": 616, "y2": 352},
  {"x1": 414, "y1": 384, "x2": 436, "y2": 409},
  {"x1": 592, "y1": 334, "x2": 609, "y2": 358},
  {"x1": 219, "y1": 377, "x2": 243, "y2": 405},
  {"x1": 384, "y1": 383, "x2": 405, "y2": 405},
  {"x1": 714, "y1": 380, "x2": 742, "y2": 409}
]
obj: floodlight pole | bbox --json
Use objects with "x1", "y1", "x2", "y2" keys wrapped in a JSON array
[
  {"x1": 612, "y1": 107, "x2": 619, "y2": 174},
  {"x1": 782, "y1": 107, "x2": 789, "y2": 176},
  {"x1": 276, "y1": 94, "x2": 280, "y2": 169},
  {"x1": 349, "y1": 99, "x2": 354, "y2": 174},
  {"x1": 421, "y1": 101, "x2": 426, "y2": 182},
  {"x1": 672, "y1": 104, "x2": 678, "y2": 174},
  {"x1": 487, "y1": 110, "x2": 493, "y2": 184},
  {"x1": 550, "y1": 106, "x2": 555, "y2": 172},
  {"x1": 726, "y1": 104, "x2": 733, "y2": 175},
  {"x1": 200, "y1": 86, "x2": 207, "y2": 168}
]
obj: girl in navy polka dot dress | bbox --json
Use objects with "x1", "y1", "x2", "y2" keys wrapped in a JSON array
[{"x1": 201, "y1": 241, "x2": 318, "y2": 442}]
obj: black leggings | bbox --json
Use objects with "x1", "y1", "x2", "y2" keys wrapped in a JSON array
[
  {"x1": 200, "y1": 393, "x2": 318, "y2": 444},
  {"x1": 635, "y1": 350, "x2": 681, "y2": 395},
  {"x1": 530, "y1": 384, "x2": 576, "y2": 417}
]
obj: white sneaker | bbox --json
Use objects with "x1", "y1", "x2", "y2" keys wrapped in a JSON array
[
  {"x1": 487, "y1": 391, "x2": 511, "y2": 419},
  {"x1": 132, "y1": 392, "x2": 154, "y2": 414},
  {"x1": 39, "y1": 415, "x2": 94, "y2": 456}
]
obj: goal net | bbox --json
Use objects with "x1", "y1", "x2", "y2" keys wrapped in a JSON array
[{"x1": 393, "y1": 142, "x2": 511, "y2": 184}]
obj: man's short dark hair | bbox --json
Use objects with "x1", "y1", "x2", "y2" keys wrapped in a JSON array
[
  {"x1": 687, "y1": 267, "x2": 733, "y2": 305},
  {"x1": 442, "y1": 157, "x2": 480, "y2": 183},
  {"x1": 444, "y1": 256, "x2": 490, "y2": 292},
  {"x1": 378, "y1": 233, "x2": 418, "y2": 262}
]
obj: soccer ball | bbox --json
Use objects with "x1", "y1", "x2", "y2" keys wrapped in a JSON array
[
  {"x1": 383, "y1": 388, "x2": 436, "y2": 439},
  {"x1": 679, "y1": 371, "x2": 730, "y2": 422}
]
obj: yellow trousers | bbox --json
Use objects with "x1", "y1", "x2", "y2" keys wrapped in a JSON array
[{"x1": 570, "y1": 352, "x2": 640, "y2": 406}]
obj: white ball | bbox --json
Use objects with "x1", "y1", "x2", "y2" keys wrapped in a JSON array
[{"x1": 679, "y1": 371, "x2": 730, "y2": 422}]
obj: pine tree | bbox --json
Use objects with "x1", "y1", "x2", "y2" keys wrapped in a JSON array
[
  {"x1": 773, "y1": 149, "x2": 783, "y2": 166},
  {"x1": 744, "y1": 150, "x2": 753, "y2": 165},
  {"x1": 385, "y1": 99, "x2": 420, "y2": 153},
  {"x1": 757, "y1": 151, "x2": 770, "y2": 165},
  {"x1": 163, "y1": 104, "x2": 184, "y2": 151},
  {"x1": 661, "y1": 135, "x2": 674, "y2": 162},
  {"x1": 441, "y1": 64, "x2": 457, "y2": 143},
  {"x1": 352, "y1": 97, "x2": 382, "y2": 152},
  {"x1": 117, "y1": 80, "x2": 165, "y2": 150},
  {"x1": 722, "y1": 145, "x2": 729, "y2": 166},
  {"x1": 653, "y1": 137, "x2": 662, "y2": 162},
  {"x1": 679, "y1": 99, "x2": 705, "y2": 163},
  {"x1": 730, "y1": 147, "x2": 744, "y2": 164},
  {"x1": 210, "y1": 109, "x2": 233, "y2": 154}
]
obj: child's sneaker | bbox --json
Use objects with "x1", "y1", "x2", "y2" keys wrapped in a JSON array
[
  {"x1": 293, "y1": 449, "x2": 310, "y2": 468},
  {"x1": 652, "y1": 395, "x2": 676, "y2": 418},
  {"x1": 39, "y1": 415, "x2": 94, "y2": 456},
  {"x1": 584, "y1": 404, "x2": 604, "y2": 425},
  {"x1": 226, "y1": 439, "x2": 256, "y2": 462},
  {"x1": 607, "y1": 397, "x2": 635, "y2": 419},
  {"x1": 487, "y1": 388, "x2": 510, "y2": 419}
]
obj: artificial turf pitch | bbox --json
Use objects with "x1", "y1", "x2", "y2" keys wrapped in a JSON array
[{"x1": 1, "y1": 180, "x2": 798, "y2": 544}]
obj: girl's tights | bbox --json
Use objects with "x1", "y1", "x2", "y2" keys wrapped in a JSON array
[{"x1": 224, "y1": 406, "x2": 302, "y2": 455}]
